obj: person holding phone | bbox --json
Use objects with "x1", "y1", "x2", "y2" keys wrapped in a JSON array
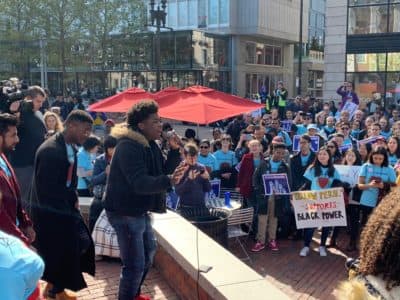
[
  {"x1": 175, "y1": 143, "x2": 211, "y2": 208},
  {"x1": 358, "y1": 146, "x2": 396, "y2": 227}
]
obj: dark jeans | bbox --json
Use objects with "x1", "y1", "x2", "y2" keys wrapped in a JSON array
[
  {"x1": 89, "y1": 198, "x2": 103, "y2": 233},
  {"x1": 331, "y1": 205, "x2": 360, "y2": 243},
  {"x1": 14, "y1": 165, "x2": 34, "y2": 208},
  {"x1": 107, "y1": 211, "x2": 157, "y2": 300},
  {"x1": 304, "y1": 227, "x2": 330, "y2": 247},
  {"x1": 360, "y1": 205, "x2": 374, "y2": 227}
]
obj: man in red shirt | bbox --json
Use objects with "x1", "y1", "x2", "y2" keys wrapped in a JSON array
[{"x1": 0, "y1": 113, "x2": 35, "y2": 245}]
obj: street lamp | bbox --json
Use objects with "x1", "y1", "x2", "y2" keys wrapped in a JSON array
[
  {"x1": 148, "y1": 0, "x2": 168, "y2": 91},
  {"x1": 297, "y1": 0, "x2": 303, "y2": 96}
]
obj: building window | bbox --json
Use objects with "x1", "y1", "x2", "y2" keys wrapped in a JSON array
[
  {"x1": 245, "y1": 73, "x2": 283, "y2": 98},
  {"x1": 246, "y1": 43, "x2": 282, "y2": 66},
  {"x1": 347, "y1": 1, "x2": 400, "y2": 35},
  {"x1": 245, "y1": 42, "x2": 256, "y2": 64},
  {"x1": 347, "y1": 53, "x2": 386, "y2": 72}
]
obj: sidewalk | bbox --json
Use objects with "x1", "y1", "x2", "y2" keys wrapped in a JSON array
[{"x1": 77, "y1": 259, "x2": 179, "y2": 300}]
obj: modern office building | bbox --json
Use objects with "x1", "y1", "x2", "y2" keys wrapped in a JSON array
[
  {"x1": 140, "y1": 0, "x2": 308, "y2": 97},
  {"x1": 324, "y1": 0, "x2": 400, "y2": 106}
]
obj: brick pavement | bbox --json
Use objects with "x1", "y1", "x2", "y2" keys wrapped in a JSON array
[
  {"x1": 77, "y1": 259, "x2": 178, "y2": 300},
  {"x1": 77, "y1": 232, "x2": 352, "y2": 300}
]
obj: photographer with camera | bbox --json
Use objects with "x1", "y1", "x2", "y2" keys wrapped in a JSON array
[{"x1": 9, "y1": 86, "x2": 46, "y2": 205}]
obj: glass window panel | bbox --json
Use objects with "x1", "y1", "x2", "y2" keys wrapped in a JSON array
[
  {"x1": 347, "y1": 54, "x2": 355, "y2": 72},
  {"x1": 264, "y1": 46, "x2": 273, "y2": 65},
  {"x1": 219, "y1": 0, "x2": 229, "y2": 24},
  {"x1": 347, "y1": 72, "x2": 386, "y2": 100},
  {"x1": 168, "y1": 1, "x2": 177, "y2": 28},
  {"x1": 349, "y1": 0, "x2": 388, "y2": 6},
  {"x1": 389, "y1": 4, "x2": 400, "y2": 32},
  {"x1": 208, "y1": 0, "x2": 218, "y2": 25},
  {"x1": 350, "y1": 53, "x2": 386, "y2": 72},
  {"x1": 188, "y1": 0, "x2": 198, "y2": 27},
  {"x1": 198, "y1": 0, "x2": 207, "y2": 27},
  {"x1": 273, "y1": 47, "x2": 282, "y2": 66},
  {"x1": 256, "y1": 44, "x2": 264, "y2": 64},
  {"x1": 175, "y1": 33, "x2": 192, "y2": 67},
  {"x1": 245, "y1": 42, "x2": 256, "y2": 64},
  {"x1": 178, "y1": 0, "x2": 188, "y2": 27},
  {"x1": 388, "y1": 53, "x2": 400, "y2": 71},
  {"x1": 348, "y1": 6, "x2": 388, "y2": 34},
  {"x1": 386, "y1": 72, "x2": 400, "y2": 103}
]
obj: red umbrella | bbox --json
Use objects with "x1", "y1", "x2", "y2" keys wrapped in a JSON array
[
  {"x1": 157, "y1": 85, "x2": 264, "y2": 124},
  {"x1": 153, "y1": 86, "x2": 180, "y2": 99},
  {"x1": 88, "y1": 87, "x2": 155, "y2": 112}
]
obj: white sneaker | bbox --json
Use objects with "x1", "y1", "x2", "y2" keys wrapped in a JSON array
[
  {"x1": 319, "y1": 246, "x2": 327, "y2": 257},
  {"x1": 299, "y1": 246, "x2": 310, "y2": 257}
]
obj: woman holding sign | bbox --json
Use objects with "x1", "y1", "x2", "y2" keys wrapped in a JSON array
[
  {"x1": 358, "y1": 147, "x2": 396, "y2": 227},
  {"x1": 299, "y1": 146, "x2": 342, "y2": 257}
]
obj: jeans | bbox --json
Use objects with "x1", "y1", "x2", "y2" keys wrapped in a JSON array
[
  {"x1": 107, "y1": 211, "x2": 157, "y2": 300},
  {"x1": 304, "y1": 227, "x2": 331, "y2": 247},
  {"x1": 89, "y1": 198, "x2": 103, "y2": 233}
]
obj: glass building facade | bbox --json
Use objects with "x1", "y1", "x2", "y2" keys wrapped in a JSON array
[{"x1": 346, "y1": 0, "x2": 400, "y2": 105}]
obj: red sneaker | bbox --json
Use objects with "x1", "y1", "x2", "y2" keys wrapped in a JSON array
[
  {"x1": 269, "y1": 239, "x2": 279, "y2": 251},
  {"x1": 134, "y1": 294, "x2": 151, "y2": 300},
  {"x1": 251, "y1": 241, "x2": 265, "y2": 252}
]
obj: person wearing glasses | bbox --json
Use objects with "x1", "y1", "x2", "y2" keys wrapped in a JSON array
[
  {"x1": 268, "y1": 118, "x2": 292, "y2": 148},
  {"x1": 197, "y1": 139, "x2": 218, "y2": 174},
  {"x1": 326, "y1": 140, "x2": 343, "y2": 164},
  {"x1": 294, "y1": 112, "x2": 313, "y2": 136},
  {"x1": 338, "y1": 121, "x2": 357, "y2": 149}
]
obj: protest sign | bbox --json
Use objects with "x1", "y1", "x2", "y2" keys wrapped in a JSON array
[
  {"x1": 262, "y1": 173, "x2": 291, "y2": 195},
  {"x1": 291, "y1": 188, "x2": 347, "y2": 229},
  {"x1": 357, "y1": 136, "x2": 380, "y2": 149},
  {"x1": 281, "y1": 120, "x2": 293, "y2": 132},
  {"x1": 206, "y1": 179, "x2": 221, "y2": 200},
  {"x1": 334, "y1": 165, "x2": 361, "y2": 187},
  {"x1": 339, "y1": 143, "x2": 352, "y2": 152},
  {"x1": 293, "y1": 135, "x2": 319, "y2": 152},
  {"x1": 342, "y1": 101, "x2": 358, "y2": 119}
]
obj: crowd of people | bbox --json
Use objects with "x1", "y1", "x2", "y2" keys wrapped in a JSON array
[{"x1": 0, "y1": 80, "x2": 400, "y2": 300}]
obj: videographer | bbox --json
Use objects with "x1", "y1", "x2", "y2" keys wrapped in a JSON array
[{"x1": 9, "y1": 86, "x2": 46, "y2": 205}]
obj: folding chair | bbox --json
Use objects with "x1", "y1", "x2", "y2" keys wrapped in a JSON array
[{"x1": 227, "y1": 207, "x2": 254, "y2": 263}]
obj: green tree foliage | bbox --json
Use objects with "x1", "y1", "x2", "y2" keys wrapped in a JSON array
[{"x1": 0, "y1": 0, "x2": 146, "y2": 92}]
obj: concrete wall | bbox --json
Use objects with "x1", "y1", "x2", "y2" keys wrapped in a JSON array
[
  {"x1": 231, "y1": 0, "x2": 308, "y2": 43},
  {"x1": 323, "y1": 0, "x2": 347, "y2": 100}
]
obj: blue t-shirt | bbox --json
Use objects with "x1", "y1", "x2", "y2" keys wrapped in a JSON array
[
  {"x1": 388, "y1": 154, "x2": 398, "y2": 167},
  {"x1": 0, "y1": 231, "x2": 45, "y2": 300},
  {"x1": 77, "y1": 148, "x2": 95, "y2": 189},
  {"x1": 253, "y1": 158, "x2": 261, "y2": 168},
  {"x1": 198, "y1": 153, "x2": 218, "y2": 171},
  {"x1": 269, "y1": 160, "x2": 282, "y2": 173},
  {"x1": 278, "y1": 130, "x2": 292, "y2": 147},
  {"x1": 296, "y1": 124, "x2": 307, "y2": 136},
  {"x1": 300, "y1": 153, "x2": 311, "y2": 167},
  {"x1": 359, "y1": 163, "x2": 396, "y2": 207},
  {"x1": 380, "y1": 130, "x2": 392, "y2": 140},
  {"x1": 304, "y1": 166, "x2": 341, "y2": 190},
  {"x1": 213, "y1": 150, "x2": 238, "y2": 171}
]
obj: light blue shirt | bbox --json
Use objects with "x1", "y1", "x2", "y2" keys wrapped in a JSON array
[
  {"x1": 304, "y1": 166, "x2": 341, "y2": 190},
  {"x1": 300, "y1": 153, "x2": 311, "y2": 167},
  {"x1": 296, "y1": 124, "x2": 307, "y2": 136},
  {"x1": 0, "y1": 231, "x2": 44, "y2": 300},
  {"x1": 278, "y1": 130, "x2": 292, "y2": 147},
  {"x1": 388, "y1": 154, "x2": 398, "y2": 167},
  {"x1": 197, "y1": 153, "x2": 218, "y2": 171},
  {"x1": 77, "y1": 147, "x2": 95, "y2": 189},
  {"x1": 0, "y1": 156, "x2": 11, "y2": 177},
  {"x1": 213, "y1": 150, "x2": 238, "y2": 171},
  {"x1": 269, "y1": 160, "x2": 282, "y2": 173},
  {"x1": 359, "y1": 163, "x2": 396, "y2": 207}
]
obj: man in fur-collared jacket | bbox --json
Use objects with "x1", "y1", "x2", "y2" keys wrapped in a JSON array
[{"x1": 103, "y1": 100, "x2": 186, "y2": 300}]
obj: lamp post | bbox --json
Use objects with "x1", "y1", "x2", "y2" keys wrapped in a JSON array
[
  {"x1": 297, "y1": 0, "x2": 303, "y2": 96},
  {"x1": 148, "y1": 0, "x2": 167, "y2": 91}
]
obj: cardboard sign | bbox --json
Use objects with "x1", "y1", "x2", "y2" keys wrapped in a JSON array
[
  {"x1": 262, "y1": 173, "x2": 291, "y2": 195},
  {"x1": 357, "y1": 136, "x2": 381, "y2": 149},
  {"x1": 291, "y1": 188, "x2": 347, "y2": 229},
  {"x1": 342, "y1": 101, "x2": 358, "y2": 120},
  {"x1": 281, "y1": 120, "x2": 293, "y2": 132},
  {"x1": 293, "y1": 135, "x2": 320, "y2": 152},
  {"x1": 334, "y1": 165, "x2": 361, "y2": 187}
]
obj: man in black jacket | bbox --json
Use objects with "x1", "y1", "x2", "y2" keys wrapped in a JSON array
[{"x1": 104, "y1": 100, "x2": 186, "y2": 300}]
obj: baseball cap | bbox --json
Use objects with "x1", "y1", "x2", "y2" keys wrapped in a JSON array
[{"x1": 307, "y1": 124, "x2": 319, "y2": 131}]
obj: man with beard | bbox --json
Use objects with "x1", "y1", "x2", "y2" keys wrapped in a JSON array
[
  {"x1": 29, "y1": 110, "x2": 95, "y2": 300},
  {"x1": 0, "y1": 113, "x2": 35, "y2": 245}
]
